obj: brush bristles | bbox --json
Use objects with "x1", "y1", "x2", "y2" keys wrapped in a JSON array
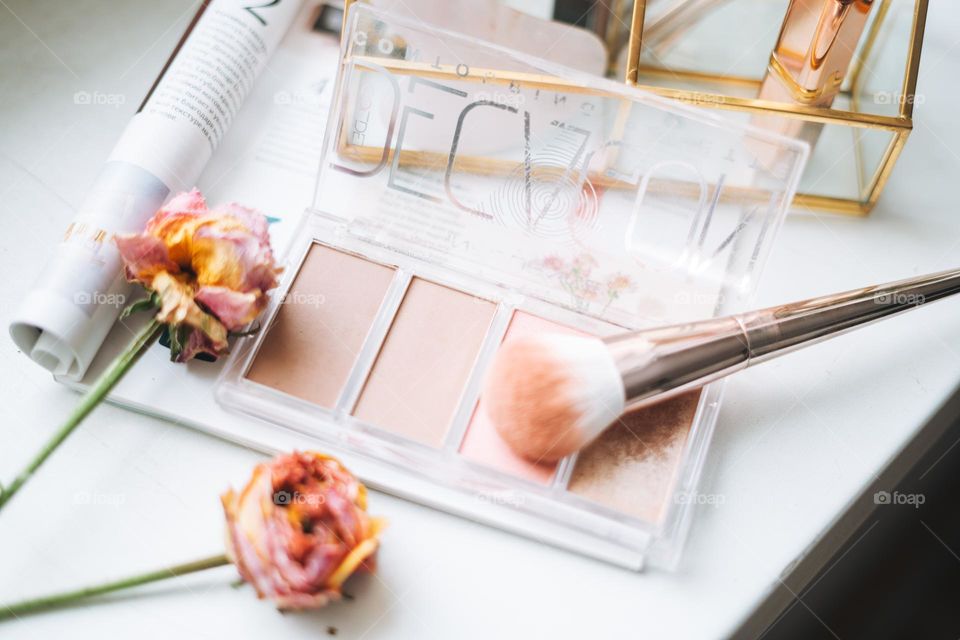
[{"x1": 483, "y1": 333, "x2": 626, "y2": 463}]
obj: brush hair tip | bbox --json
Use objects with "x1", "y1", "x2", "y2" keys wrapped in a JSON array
[{"x1": 484, "y1": 333, "x2": 625, "y2": 463}]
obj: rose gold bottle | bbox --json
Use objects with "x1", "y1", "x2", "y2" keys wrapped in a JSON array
[{"x1": 755, "y1": 0, "x2": 874, "y2": 152}]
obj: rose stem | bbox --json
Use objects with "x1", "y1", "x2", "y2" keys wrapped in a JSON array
[
  {"x1": 0, "y1": 319, "x2": 163, "y2": 512},
  {"x1": 0, "y1": 554, "x2": 230, "y2": 621}
]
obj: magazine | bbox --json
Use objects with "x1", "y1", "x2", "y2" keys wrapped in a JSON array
[{"x1": 10, "y1": 0, "x2": 346, "y2": 455}]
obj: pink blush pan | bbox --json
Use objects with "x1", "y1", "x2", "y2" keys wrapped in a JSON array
[{"x1": 460, "y1": 311, "x2": 588, "y2": 484}]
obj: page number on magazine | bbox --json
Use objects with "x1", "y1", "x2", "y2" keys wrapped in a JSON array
[{"x1": 243, "y1": 0, "x2": 281, "y2": 26}]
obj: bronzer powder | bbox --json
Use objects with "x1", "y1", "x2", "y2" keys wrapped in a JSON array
[
  {"x1": 352, "y1": 277, "x2": 496, "y2": 447},
  {"x1": 460, "y1": 311, "x2": 585, "y2": 484},
  {"x1": 245, "y1": 244, "x2": 395, "y2": 408},
  {"x1": 568, "y1": 389, "x2": 702, "y2": 522}
]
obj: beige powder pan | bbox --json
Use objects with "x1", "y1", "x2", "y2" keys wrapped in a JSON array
[
  {"x1": 245, "y1": 244, "x2": 395, "y2": 408},
  {"x1": 352, "y1": 277, "x2": 496, "y2": 448}
]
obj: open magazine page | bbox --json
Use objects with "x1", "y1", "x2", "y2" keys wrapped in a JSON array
[
  {"x1": 66, "y1": 1, "x2": 343, "y2": 446},
  {"x1": 196, "y1": 1, "x2": 339, "y2": 249}
]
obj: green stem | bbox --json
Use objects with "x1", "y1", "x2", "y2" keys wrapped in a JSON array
[
  {"x1": 0, "y1": 554, "x2": 230, "y2": 621},
  {"x1": 0, "y1": 319, "x2": 163, "y2": 512}
]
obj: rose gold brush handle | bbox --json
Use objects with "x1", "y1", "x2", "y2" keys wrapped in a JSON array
[{"x1": 606, "y1": 268, "x2": 960, "y2": 408}]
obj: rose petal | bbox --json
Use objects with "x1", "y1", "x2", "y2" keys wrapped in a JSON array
[
  {"x1": 176, "y1": 327, "x2": 227, "y2": 362},
  {"x1": 224, "y1": 469, "x2": 293, "y2": 599},
  {"x1": 151, "y1": 272, "x2": 229, "y2": 357},
  {"x1": 159, "y1": 188, "x2": 207, "y2": 217},
  {"x1": 192, "y1": 227, "x2": 280, "y2": 294},
  {"x1": 214, "y1": 202, "x2": 270, "y2": 244},
  {"x1": 113, "y1": 233, "x2": 179, "y2": 286},
  {"x1": 195, "y1": 286, "x2": 262, "y2": 330}
]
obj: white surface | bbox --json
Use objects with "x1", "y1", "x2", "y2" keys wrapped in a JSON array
[{"x1": 2, "y1": 2, "x2": 960, "y2": 639}]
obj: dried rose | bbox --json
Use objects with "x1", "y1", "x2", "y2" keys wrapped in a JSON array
[
  {"x1": 1, "y1": 452, "x2": 386, "y2": 618},
  {"x1": 221, "y1": 451, "x2": 386, "y2": 610},
  {"x1": 0, "y1": 189, "x2": 282, "y2": 513},
  {"x1": 113, "y1": 189, "x2": 281, "y2": 361}
]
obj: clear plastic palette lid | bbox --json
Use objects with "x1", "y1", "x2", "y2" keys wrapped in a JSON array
[{"x1": 313, "y1": 4, "x2": 808, "y2": 327}]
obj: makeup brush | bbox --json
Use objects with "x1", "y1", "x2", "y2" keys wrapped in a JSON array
[{"x1": 485, "y1": 268, "x2": 960, "y2": 463}]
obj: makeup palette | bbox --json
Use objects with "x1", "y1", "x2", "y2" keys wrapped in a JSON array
[{"x1": 217, "y1": 5, "x2": 807, "y2": 570}]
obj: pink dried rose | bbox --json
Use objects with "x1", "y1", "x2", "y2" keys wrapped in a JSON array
[
  {"x1": 221, "y1": 452, "x2": 386, "y2": 610},
  {"x1": 0, "y1": 189, "x2": 283, "y2": 513},
  {"x1": 113, "y1": 188, "x2": 281, "y2": 361},
  {"x1": 0, "y1": 452, "x2": 386, "y2": 618}
]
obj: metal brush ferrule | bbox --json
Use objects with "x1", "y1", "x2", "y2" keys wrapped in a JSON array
[{"x1": 605, "y1": 316, "x2": 750, "y2": 406}]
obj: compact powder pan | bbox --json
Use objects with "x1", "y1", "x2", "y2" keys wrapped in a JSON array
[
  {"x1": 460, "y1": 311, "x2": 587, "y2": 484},
  {"x1": 352, "y1": 277, "x2": 495, "y2": 447},
  {"x1": 568, "y1": 390, "x2": 701, "y2": 523},
  {"x1": 245, "y1": 244, "x2": 394, "y2": 408}
]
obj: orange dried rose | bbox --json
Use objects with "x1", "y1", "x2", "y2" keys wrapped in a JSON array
[
  {"x1": 221, "y1": 452, "x2": 386, "y2": 610},
  {"x1": 113, "y1": 189, "x2": 280, "y2": 361}
]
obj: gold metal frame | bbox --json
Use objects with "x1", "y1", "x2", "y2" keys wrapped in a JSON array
[
  {"x1": 339, "y1": 0, "x2": 926, "y2": 215},
  {"x1": 624, "y1": 0, "x2": 928, "y2": 215}
]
